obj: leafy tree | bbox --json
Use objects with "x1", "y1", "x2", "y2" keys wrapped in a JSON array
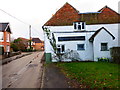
[
  {"x1": 13, "y1": 38, "x2": 22, "y2": 43},
  {"x1": 11, "y1": 38, "x2": 28, "y2": 52},
  {"x1": 11, "y1": 43, "x2": 20, "y2": 52}
]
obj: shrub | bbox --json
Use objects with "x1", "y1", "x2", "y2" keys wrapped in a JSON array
[
  {"x1": 0, "y1": 47, "x2": 4, "y2": 55},
  {"x1": 98, "y1": 57, "x2": 110, "y2": 62},
  {"x1": 10, "y1": 43, "x2": 20, "y2": 52},
  {"x1": 110, "y1": 47, "x2": 120, "y2": 64}
]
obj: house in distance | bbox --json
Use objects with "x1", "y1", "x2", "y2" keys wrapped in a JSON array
[
  {"x1": 43, "y1": 2, "x2": 120, "y2": 62},
  {"x1": 0, "y1": 23, "x2": 12, "y2": 56},
  {"x1": 31, "y1": 38, "x2": 44, "y2": 51}
]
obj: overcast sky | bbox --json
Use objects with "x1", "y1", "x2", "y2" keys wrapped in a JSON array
[{"x1": 0, "y1": 0, "x2": 119, "y2": 40}]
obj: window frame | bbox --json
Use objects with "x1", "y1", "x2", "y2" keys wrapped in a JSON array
[
  {"x1": 77, "y1": 44, "x2": 85, "y2": 50},
  {"x1": 56, "y1": 44, "x2": 65, "y2": 54},
  {"x1": 101, "y1": 43, "x2": 108, "y2": 51},
  {"x1": 58, "y1": 36, "x2": 85, "y2": 41},
  {"x1": 73, "y1": 22, "x2": 86, "y2": 30}
]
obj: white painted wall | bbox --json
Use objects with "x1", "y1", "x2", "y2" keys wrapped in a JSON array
[
  {"x1": 44, "y1": 23, "x2": 119, "y2": 62},
  {"x1": 45, "y1": 23, "x2": 119, "y2": 46},
  {"x1": 54, "y1": 32, "x2": 94, "y2": 61},
  {"x1": 44, "y1": 32, "x2": 53, "y2": 53},
  {"x1": 93, "y1": 29, "x2": 114, "y2": 61},
  {"x1": 118, "y1": 24, "x2": 120, "y2": 46},
  {"x1": 86, "y1": 23, "x2": 119, "y2": 47}
]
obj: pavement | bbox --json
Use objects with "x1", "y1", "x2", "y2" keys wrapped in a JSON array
[
  {"x1": 42, "y1": 63, "x2": 70, "y2": 88},
  {"x1": 1, "y1": 52, "x2": 32, "y2": 65}
]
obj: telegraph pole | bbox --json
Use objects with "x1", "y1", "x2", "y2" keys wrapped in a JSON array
[{"x1": 29, "y1": 25, "x2": 32, "y2": 49}]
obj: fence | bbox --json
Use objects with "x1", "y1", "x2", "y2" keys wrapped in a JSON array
[{"x1": 110, "y1": 47, "x2": 120, "y2": 64}]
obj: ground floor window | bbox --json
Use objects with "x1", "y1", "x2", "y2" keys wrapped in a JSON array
[
  {"x1": 101, "y1": 43, "x2": 108, "y2": 51},
  {"x1": 6, "y1": 45, "x2": 10, "y2": 52},
  {"x1": 57, "y1": 44, "x2": 65, "y2": 54},
  {"x1": 77, "y1": 44, "x2": 85, "y2": 50}
]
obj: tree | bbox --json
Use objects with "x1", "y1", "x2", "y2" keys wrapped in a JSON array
[
  {"x1": 11, "y1": 38, "x2": 28, "y2": 52},
  {"x1": 10, "y1": 43, "x2": 20, "y2": 52}
]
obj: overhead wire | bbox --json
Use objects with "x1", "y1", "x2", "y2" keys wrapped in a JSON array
[{"x1": 0, "y1": 8, "x2": 41, "y2": 38}]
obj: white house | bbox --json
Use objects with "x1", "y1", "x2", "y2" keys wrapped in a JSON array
[{"x1": 43, "y1": 3, "x2": 120, "y2": 62}]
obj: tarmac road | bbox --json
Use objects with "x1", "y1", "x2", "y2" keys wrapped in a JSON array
[{"x1": 2, "y1": 51, "x2": 44, "y2": 88}]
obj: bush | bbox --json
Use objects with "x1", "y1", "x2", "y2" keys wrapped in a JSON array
[
  {"x1": 98, "y1": 57, "x2": 110, "y2": 62},
  {"x1": 110, "y1": 47, "x2": 120, "y2": 64},
  {"x1": 10, "y1": 43, "x2": 20, "y2": 52},
  {"x1": 0, "y1": 47, "x2": 4, "y2": 55}
]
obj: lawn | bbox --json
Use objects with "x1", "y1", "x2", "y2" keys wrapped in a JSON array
[{"x1": 56, "y1": 62, "x2": 120, "y2": 88}]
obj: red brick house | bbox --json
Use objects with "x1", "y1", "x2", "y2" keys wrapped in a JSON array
[
  {"x1": 0, "y1": 23, "x2": 12, "y2": 55},
  {"x1": 18, "y1": 37, "x2": 29, "y2": 49},
  {"x1": 31, "y1": 38, "x2": 44, "y2": 51}
]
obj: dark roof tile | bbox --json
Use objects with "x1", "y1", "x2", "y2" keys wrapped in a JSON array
[
  {"x1": 32, "y1": 38, "x2": 42, "y2": 43},
  {"x1": 0, "y1": 23, "x2": 11, "y2": 33}
]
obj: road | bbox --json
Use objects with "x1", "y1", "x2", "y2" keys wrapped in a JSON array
[{"x1": 2, "y1": 51, "x2": 44, "y2": 88}]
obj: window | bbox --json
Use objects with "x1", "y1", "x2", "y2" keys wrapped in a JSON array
[
  {"x1": 74, "y1": 23, "x2": 77, "y2": 29},
  {"x1": 0, "y1": 32, "x2": 3, "y2": 41},
  {"x1": 6, "y1": 33, "x2": 10, "y2": 42},
  {"x1": 82, "y1": 22, "x2": 85, "y2": 29},
  {"x1": 101, "y1": 43, "x2": 108, "y2": 51},
  {"x1": 58, "y1": 36, "x2": 85, "y2": 41},
  {"x1": 78, "y1": 25, "x2": 81, "y2": 30},
  {"x1": 6, "y1": 45, "x2": 10, "y2": 52},
  {"x1": 57, "y1": 44, "x2": 65, "y2": 54},
  {"x1": 77, "y1": 44, "x2": 85, "y2": 50},
  {"x1": 74, "y1": 22, "x2": 86, "y2": 30}
]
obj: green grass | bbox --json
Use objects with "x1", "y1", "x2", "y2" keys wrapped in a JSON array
[{"x1": 56, "y1": 62, "x2": 120, "y2": 88}]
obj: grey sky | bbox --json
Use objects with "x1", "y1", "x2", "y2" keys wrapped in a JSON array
[{"x1": 0, "y1": 0, "x2": 119, "y2": 40}]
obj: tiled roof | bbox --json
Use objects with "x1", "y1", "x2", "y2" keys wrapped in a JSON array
[
  {"x1": 89, "y1": 27, "x2": 115, "y2": 41},
  {"x1": 18, "y1": 37, "x2": 29, "y2": 41},
  {"x1": 0, "y1": 23, "x2": 12, "y2": 33},
  {"x1": 44, "y1": 3, "x2": 120, "y2": 26},
  {"x1": 32, "y1": 38, "x2": 42, "y2": 43},
  {"x1": 44, "y1": 2, "x2": 80, "y2": 26}
]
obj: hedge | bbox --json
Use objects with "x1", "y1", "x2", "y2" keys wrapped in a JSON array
[{"x1": 110, "y1": 47, "x2": 120, "y2": 64}]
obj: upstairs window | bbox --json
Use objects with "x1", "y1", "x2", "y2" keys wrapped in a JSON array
[
  {"x1": 74, "y1": 23, "x2": 77, "y2": 29},
  {"x1": 74, "y1": 22, "x2": 86, "y2": 30},
  {"x1": 0, "y1": 32, "x2": 3, "y2": 41},
  {"x1": 101, "y1": 43, "x2": 108, "y2": 51}
]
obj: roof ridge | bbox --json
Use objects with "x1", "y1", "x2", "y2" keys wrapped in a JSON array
[
  {"x1": 98, "y1": 5, "x2": 120, "y2": 15},
  {"x1": 89, "y1": 27, "x2": 115, "y2": 41}
]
